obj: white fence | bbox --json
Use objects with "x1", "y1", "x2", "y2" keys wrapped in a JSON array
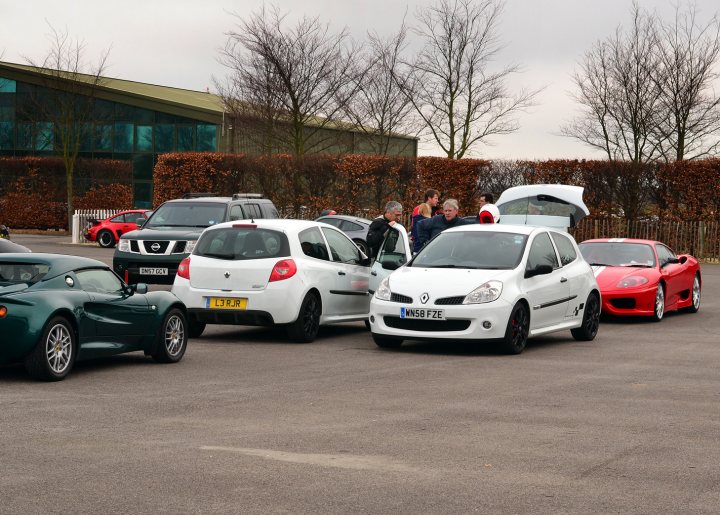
[{"x1": 71, "y1": 209, "x2": 123, "y2": 244}]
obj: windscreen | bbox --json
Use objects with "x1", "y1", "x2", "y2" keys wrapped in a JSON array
[
  {"x1": 410, "y1": 231, "x2": 528, "y2": 269},
  {"x1": 194, "y1": 227, "x2": 290, "y2": 260},
  {"x1": 579, "y1": 242, "x2": 656, "y2": 267},
  {"x1": 145, "y1": 202, "x2": 227, "y2": 229},
  {"x1": 0, "y1": 262, "x2": 50, "y2": 286},
  {"x1": 499, "y1": 194, "x2": 584, "y2": 224}
]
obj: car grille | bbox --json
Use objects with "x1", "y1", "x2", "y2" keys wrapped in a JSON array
[
  {"x1": 435, "y1": 296, "x2": 465, "y2": 305},
  {"x1": 173, "y1": 241, "x2": 187, "y2": 253},
  {"x1": 383, "y1": 317, "x2": 471, "y2": 332},
  {"x1": 143, "y1": 241, "x2": 170, "y2": 254},
  {"x1": 130, "y1": 240, "x2": 140, "y2": 252},
  {"x1": 390, "y1": 293, "x2": 413, "y2": 303},
  {"x1": 610, "y1": 298, "x2": 636, "y2": 309}
]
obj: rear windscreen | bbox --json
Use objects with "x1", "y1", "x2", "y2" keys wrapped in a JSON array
[
  {"x1": 194, "y1": 228, "x2": 290, "y2": 260},
  {"x1": 0, "y1": 262, "x2": 50, "y2": 286}
]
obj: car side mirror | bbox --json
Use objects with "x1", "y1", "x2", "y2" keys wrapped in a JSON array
[
  {"x1": 666, "y1": 257, "x2": 680, "y2": 265},
  {"x1": 359, "y1": 255, "x2": 372, "y2": 267},
  {"x1": 128, "y1": 283, "x2": 148, "y2": 295},
  {"x1": 524, "y1": 263, "x2": 553, "y2": 278},
  {"x1": 382, "y1": 261, "x2": 401, "y2": 271}
]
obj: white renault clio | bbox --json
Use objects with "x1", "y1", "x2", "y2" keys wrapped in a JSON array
[
  {"x1": 172, "y1": 219, "x2": 411, "y2": 342},
  {"x1": 369, "y1": 185, "x2": 601, "y2": 353}
]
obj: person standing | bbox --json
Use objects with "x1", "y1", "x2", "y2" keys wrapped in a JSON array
[
  {"x1": 475, "y1": 192, "x2": 500, "y2": 223},
  {"x1": 366, "y1": 201, "x2": 403, "y2": 258},
  {"x1": 410, "y1": 189, "x2": 439, "y2": 252},
  {"x1": 416, "y1": 199, "x2": 472, "y2": 249}
]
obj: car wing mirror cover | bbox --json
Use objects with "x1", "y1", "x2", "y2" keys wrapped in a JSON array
[
  {"x1": 525, "y1": 264, "x2": 553, "y2": 278},
  {"x1": 381, "y1": 261, "x2": 401, "y2": 271}
]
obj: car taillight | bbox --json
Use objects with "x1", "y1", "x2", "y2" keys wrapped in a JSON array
[
  {"x1": 177, "y1": 257, "x2": 191, "y2": 280},
  {"x1": 269, "y1": 259, "x2": 297, "y2": 282},
  {"x1": 0, "y1": 306, "x2": 7, "y2": 318}
]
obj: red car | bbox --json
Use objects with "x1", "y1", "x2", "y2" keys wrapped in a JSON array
[
  {"x1": 85, "y1": 209, "x2": 152, "y2": 248},
  {"x1": 578, "y1": 238, "x2": 701, "y2": 321}
]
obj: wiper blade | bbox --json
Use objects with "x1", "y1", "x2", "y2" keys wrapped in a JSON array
[
  {"x1": 621, "y1": 263, "x2": 653, "y2": 267},
  {"x1": 589, "y1": 262, "x2": 611, "y2": 266}
]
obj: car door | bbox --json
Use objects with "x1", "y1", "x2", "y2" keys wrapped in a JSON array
[
  {"x1": 655, "y1": 243, "x2": 685, "y2": 308},
  {"x1": 75, "y1": 268, "x2": 155, "y2": 348},
  {"x1": 321, "y1": 227, "x2": 371, "y2": 316},
  {"x1": 369, "y1": 225, "x2": 412, "y2": 294},
  {"x1": 549, "y1": 231, "x2": 588, "y2": 319},
  {"x1": 523, "y1": 231, "x2": 569, "y2": 329},
  {"x1": 298, "y1": 227, "x2": 345, "y2": 317}
]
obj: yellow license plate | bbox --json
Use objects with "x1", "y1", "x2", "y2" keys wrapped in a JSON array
[{"x1": 207, "y1": 297, "x2": 248, "y2": 309}]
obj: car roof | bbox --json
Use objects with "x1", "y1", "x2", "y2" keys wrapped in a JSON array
[
  {"x1": 442, "y1": 223, "x2": 540, "y2": 236},
  {"x1": 316, "y1": 214, "x2": 372, "y2": 224},
  {"x1": 206, "y1": 219, "x2": 328, "y2": 233},
  {"x1": 164, "y1": 196, "x2": 272, "y2": 204},
  {"x1": 581, "y1": 238, "x2": 658, "y2": 246},
  {"x1": 0, "y1": 253, "x2": 107, "y2": 277}
]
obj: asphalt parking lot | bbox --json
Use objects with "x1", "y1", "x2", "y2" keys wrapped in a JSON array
[{"x1": 2, "y1": 234, "x2": 719, "y2": 514}]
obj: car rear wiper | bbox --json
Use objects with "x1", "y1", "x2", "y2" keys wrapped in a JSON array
[{"x1": 202, "y1": 252, "x2": 236, "y2": 260}]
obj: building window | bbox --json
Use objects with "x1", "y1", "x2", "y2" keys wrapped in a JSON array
[
  {"x1": 114, "y1": 123, "x2": 133, "y2": 153},
  {"x1": 155, "y1": 124, "x2": 174, "y2": 152},
  {"x1": 35, "y1": 122, "x2": 53, "y2": 151},
  {"x1": 0, "y1": 121, "x2": 13, "y2": 149},
  {"x1": 197, "y1": 124, "x2": 217, "y2": 151},
  {"x1": 136, "y1": 125, "x2": 153, "y2": 152},
  {"x1": 177, "y1": 126, "x2": 194, "y2": 151},
  {"x1": 95, "y1": 124, "x2": 112, "y2": 151},
  {"x1": 0, "y1": 77, "x2": 16, "y2": 93}
]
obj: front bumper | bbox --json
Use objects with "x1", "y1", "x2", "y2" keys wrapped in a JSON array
[
  {"x1": 600, "y1": 284, "x2": 657, "y2": 316},
  {"x1": 369, "y1": 296, "x2": 513, "y2": 341}
]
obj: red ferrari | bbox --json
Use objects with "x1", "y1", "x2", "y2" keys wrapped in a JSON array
[
  {"x1": 84, "y1": 209, "x2": 152, "y2": 248},
  {"x1": 578, "y1": 238, "x2": 701, "y2": 321}
]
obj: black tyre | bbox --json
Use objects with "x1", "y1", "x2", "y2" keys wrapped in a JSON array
[
  {"x1": 372, "y1": 333, "x2": 403, "y2": 348},
  {"x1": 25, "y1": 316, "x2": 76, "y2": 381},
  {"x1": 354, "y1": 239, "x2": 370, "y2": 257},
  {"x1": 651, "y1": 284, "x2": 665, "y2": 322},
  {"x1": 364, "y1": 319, "x2": 371, "y2": 331},
  {"x1": 152, "y1": 308, "x2": 188, "y2": 363},
  {"x1": 500, "y1": 302, "x2": 529, "y2": 354},
  {"x1": 571, "y1": 292, "x2": 600, "y2": 341},
  {"x1": 188, "y1": 319, "x2": 206, "y2": 338},
  {"x1": 287, "y1": 292, "x2": 321, "y2": 343},
  {"x1": 682, "y1": 274, "x2": 701, "y2": 313},
  {"x1": 97, "y1": 229, "x2": 116, "y2": 248}
]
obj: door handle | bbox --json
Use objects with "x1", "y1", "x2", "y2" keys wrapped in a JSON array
[
  {"x1": 371, "y1": 271, "x2": 377, "y2": 276},
  {"x1": 560, "y1": 277, "x2": 568, "y2": 283},
  {"x1": 338, "y1": 271, "x2": 346, "y2": 276}
]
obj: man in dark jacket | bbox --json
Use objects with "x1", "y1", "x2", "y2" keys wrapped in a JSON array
[
  {"x1": 416, "y1": 198, "x2": 473, "y2": 249},
  {"x1": 366, "y1": 201, "x2": 403, "y2": 258}
]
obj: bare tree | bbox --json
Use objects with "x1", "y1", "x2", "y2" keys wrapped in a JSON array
[
  {"x1": 563, "y1": 4, "x2": 663, "y2": 163},
  {"x1": 402, "y1": 0, "x2": 538, "y2": 159},
  {"x1": 654, "y1": 5, "x2": 720, "y2": 161},
  {"x1": 342, "y1": 20, "x2": 420, "y2": 155},
  {"x1": 219, "y1": 5, "x2": 359, "y2": 156},
  {"x1": 22, "y1": 25, "x2": 110, "y2": 230}
]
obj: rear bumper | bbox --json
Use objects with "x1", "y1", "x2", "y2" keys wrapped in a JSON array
[{"x1": 187, "y1": 308, "x2": 275, "y2": 326}]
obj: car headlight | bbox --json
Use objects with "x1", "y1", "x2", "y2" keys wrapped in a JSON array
[
  {"x1": 118, "y1": 239, "x2": 130, "y2": 252},
  {"x1": 463, "y1": 280, "x2": 503, "y2": 304},
  {"x1": 186, "y1": 240, "x2": 197, "y2": 253},
  {"x1": 375, "y1": 277, "x2": 392, "y2": 301},
  {"x1": 616, "y1": 276, "x2": 649, "y2": 288}
]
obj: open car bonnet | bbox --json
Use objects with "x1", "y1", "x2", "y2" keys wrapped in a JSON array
[{"x1": 496, "y1": 185, "x2": 590, "y2": 231}]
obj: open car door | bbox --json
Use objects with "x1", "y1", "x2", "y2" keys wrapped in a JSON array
[
  {"x1": 497, "y1": 185, "x2": 590, "y2": 231},
  {"x1": 368, "y1": 224, "x2": 412, "y2": 294}
]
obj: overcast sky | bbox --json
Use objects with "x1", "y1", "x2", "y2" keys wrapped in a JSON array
[{"x1": 1, "y1": 0, "x2": 719, "y2": 160}]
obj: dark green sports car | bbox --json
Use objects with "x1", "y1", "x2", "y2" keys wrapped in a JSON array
[{"x1": 0, "y1": 253, "x2": 188, "y2": 381}]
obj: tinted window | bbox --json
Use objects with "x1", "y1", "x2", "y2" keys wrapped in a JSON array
[
  {"x1": 244, "y1": 203, "x2": 262, "y2": 219},
  {"x1": 318, "y1": 217, "x2": 343, "y2": 228},
  {"x1": 0, "y1": 261, "x2": 50, "y2": 285},
  {"x1": 76, "y1": 268, "x2": 124, "y2": 294},
  {"x1": 195, "y1": 227, "x2": 289, "y2": 260},
  {"x1": 229, "y1": 205, "x2": 244, "y2": 221},
  {"x1": 526, "y1": 232, "x2": 560, "y2": 270},
  {"x1": 321, "y1": 228, "x2": 362, "y2": 264},
  {"x1": 299, "y1": 227, "x2": 330, "y2": 261},
  {"x1": 412, "y1": 231, "x2": 527, "y2": 269},
  {"x1": 656, "y1": 244, "x2": 676, "y2": 266},
  {"x1": 146, "y1": 202, "x2": 227, "y2": 228},
  {"x1": 110, "y1": 214, "x2": 125, "y2": 223},
  {"x1": 550, "y1": 232, "x2": 577, "y2": 266},
  {"x1": 340, "y1": 220, "x2": 364, "y2": 232}
]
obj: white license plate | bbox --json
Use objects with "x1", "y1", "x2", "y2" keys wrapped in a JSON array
[
  {"x1": 400, "y1": 307, "x2": 445, "y2": 320},
  {"x1": 140, "y1": 267, "x2": 168, "y2": 275}
]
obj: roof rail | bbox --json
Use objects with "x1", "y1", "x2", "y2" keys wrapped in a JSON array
[
  {"x1": 182, "y1": 192, "x2": 218, "y2": 199},
  {"x1": 232, "y1": 193, "x2": 264, "y2": 200}
]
